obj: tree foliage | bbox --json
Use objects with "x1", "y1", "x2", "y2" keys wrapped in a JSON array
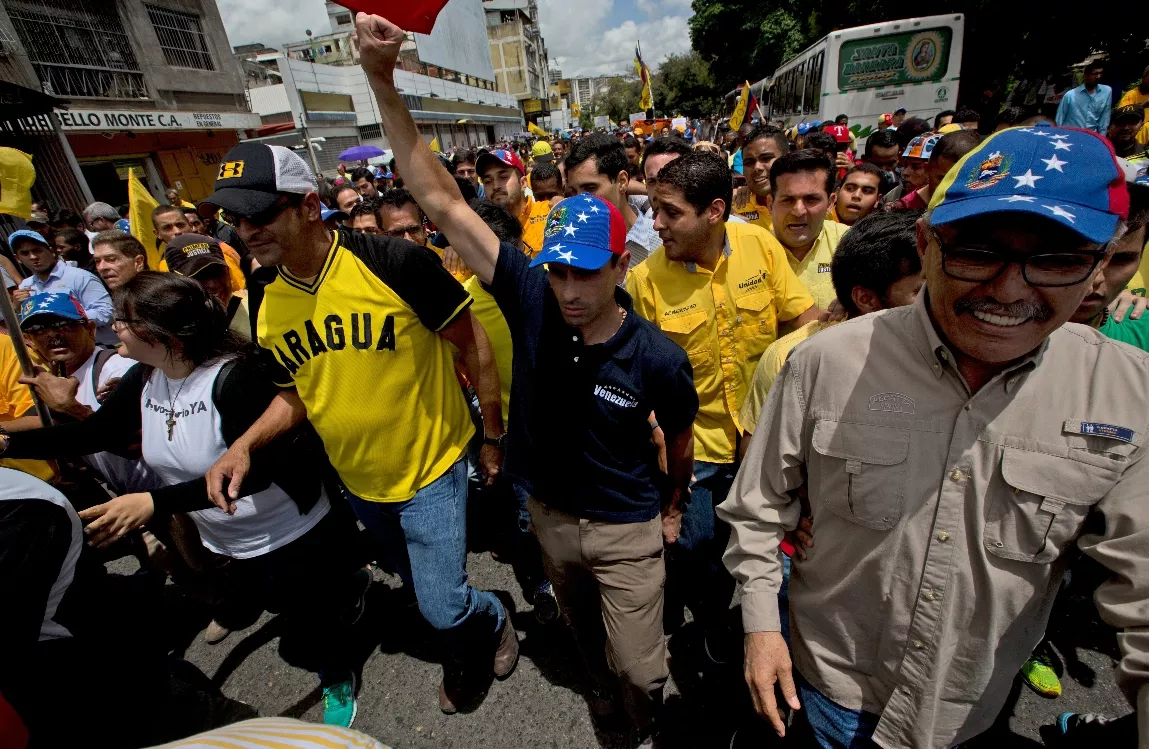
[
  {"x1": 652, "y1": 51, "x2": 719, "y2": 117},
  {"x1": 690, "y1": 0, "x2": 1149, "y2": 106}
]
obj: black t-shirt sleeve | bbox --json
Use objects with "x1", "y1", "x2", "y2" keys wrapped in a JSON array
[
  {"x1": 491, "y1": 241, "x2": 546, "y2": 333},
  {"x1": 345, "y1": 232, "x2": 472, "y2": 332},
  {"x1": 648, "y1": 344, "x2": 698, "y2": 437}
]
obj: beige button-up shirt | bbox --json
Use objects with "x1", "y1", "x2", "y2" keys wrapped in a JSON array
[{"x1": 718, "y1": 292, "x2": 1149, "y2": 748}]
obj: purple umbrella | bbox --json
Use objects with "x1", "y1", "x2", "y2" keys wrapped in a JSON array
[{"x1": 338, "y1": 145, "x2": 386, "y2": 161}]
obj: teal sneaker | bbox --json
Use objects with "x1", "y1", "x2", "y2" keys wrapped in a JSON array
[{"x1": 322, "y1": 673, "x2": 357, "y2": 728}]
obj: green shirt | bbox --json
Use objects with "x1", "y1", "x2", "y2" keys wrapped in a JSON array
[{"x1": 1099, "y1": 312, "x2": 1149, "y2": 352}]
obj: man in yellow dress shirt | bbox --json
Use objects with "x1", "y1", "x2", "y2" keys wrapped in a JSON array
[
  {"x1": 768, "y1": 150, "x2": 849, "y2": 310},
  {"x1": 627, "y1": 151, "x2": 819, "y2": 651},
  {"x1": 733, "y1": 126, "x2": 790, "y2": 232}
]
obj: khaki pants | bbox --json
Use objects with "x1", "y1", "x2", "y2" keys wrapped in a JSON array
[{"x1": 527, "y1": 496, "x2": 668, "y2": 730}]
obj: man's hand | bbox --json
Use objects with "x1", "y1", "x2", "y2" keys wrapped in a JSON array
[
  {"x1": 18, "y1": 366, "x2": 87, "y2": 418},
  {"x1": 785, "y1": 515, "x2": 814, "y2": 561},
  {"x1": 817, "y1": 298, "x2": 848, "y2": 324},
  {"x1": 478, "y1": 443, "x2": 502, "y2": 487},
  {"x1": 745, "y1": 631, "x2": 801, "y2": 736},
  {"x1": 661, "y1": 503, "x2": 682, "y2": 544},
  {"x1": 96, "y1": 376, "x2": 121, "y2": 403},
  {"x1": 12, "y1": 288, "x2": 30, "y2": 304},
  {"x1": 442, "y1": 247, "x2": 468, "y2": 278},
  {"x1": 206, "y1": 446, "x2": 247, "y2": 514},
  {"x1": 78, "y1": 492, "x2": 154, "y2": 549},
  {"x1": 834, "y1": 151, "x2": 853, "y2": 172},
  {"x1": 733, "y1": 185, "x2": 751, "y2": 210},
  {"x1": 1109, "y1": 290, "x2": 1148, "y2": 323},
  {"x1": 355, "y1": 12, "x2": 406, "y2": 82}
]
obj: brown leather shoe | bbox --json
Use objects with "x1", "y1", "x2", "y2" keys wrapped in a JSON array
[
  {"x1": 493, "y1": 606, "x2": 519, "y2": 679},
  {"x1": 438, "y1": 678, "x2": 459, "y2": 715}
]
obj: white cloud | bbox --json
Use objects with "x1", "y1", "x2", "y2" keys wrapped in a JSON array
[
  {"x1": 217, "y1": 0, "x2": 331, "y2": 48},
  {"x1": 538, "y1": 0, "x2": 692, "y2": 77}
]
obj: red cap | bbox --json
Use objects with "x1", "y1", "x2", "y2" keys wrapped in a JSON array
[
  {"x1": 826, "y1": 124, "x2": 851, "y2": 143},
  {"x1": 477, "y1": 148, "x2": 525, "y2": 177}
]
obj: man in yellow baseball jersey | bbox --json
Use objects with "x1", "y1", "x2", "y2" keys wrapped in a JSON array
[
  {"x1": 477, "y1": 148, "x2": 550, "y2": 256},
  {"x1": 627, "y1": 151, "x2": 818, "y2": 649},
  {"x1": 199, "y1": 141, "x2": 519, "y2": 715},
  {"x1": 767, "y1": 150, "x2": 849, "y2": 310},
  {"x1": 733, "y1": 126, "x2": 789, "y2": 231}
]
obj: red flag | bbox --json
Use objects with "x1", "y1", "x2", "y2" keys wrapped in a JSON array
[
  {"x1": 336, "y1": 0, "x2": 449, "y2": 34},
  {"x1": 748, "y1": 91, "x2": 760, "y2": 120}
]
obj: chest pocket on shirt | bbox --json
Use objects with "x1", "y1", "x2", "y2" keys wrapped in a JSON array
[
  {"x1": 659, "y1": 309, "x2": 714, "y2": 382},
  {"x1": 810, "y1": 420, "x2": 909, "y2": 531},
  {"x1": 733, "y1": 289, "x2": 777, "y2": 347},
  {"x1": 985, "y1": 448, "x2": 1118, "y2": 564}
]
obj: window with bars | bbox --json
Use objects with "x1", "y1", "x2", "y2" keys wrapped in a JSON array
[
  {"x1": 146, "y1": 5, "x2": 214, "y2": 71},
  {"x1": 7, "y1": 0, "x2": 147, "y2": 99},
  {"x1": 358, "y1": 123, "x2": 382, "y2": 140}
]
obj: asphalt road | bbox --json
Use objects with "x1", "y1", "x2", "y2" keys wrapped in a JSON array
[{"x1": 130, "y1": 535, "x2": 1132, "y2": 749}]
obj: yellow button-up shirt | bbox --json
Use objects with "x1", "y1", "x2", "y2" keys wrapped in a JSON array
[
  {"x1": 627, "y1": 222, "x2": 815, "y2": 463},
  {"x1": 731, "y1": 193, "x2": 773, "y2": 232},
  {"x1": 719, "y1": 292, "x2": 1149, "y2": 748},
  {"x1": 774, "y1": 220, "x2": 848, "y2": 311}
]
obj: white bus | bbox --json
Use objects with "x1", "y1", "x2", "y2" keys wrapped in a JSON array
[{"x1": 758, "y1": 14, "x2": 965, "y2": 134}]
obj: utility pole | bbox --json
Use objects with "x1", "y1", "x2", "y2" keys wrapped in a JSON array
[{"x1": 298, "y1": 112, "x2": 321, "y2": 176}]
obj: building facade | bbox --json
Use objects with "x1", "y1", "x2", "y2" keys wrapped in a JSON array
[
  {"x1": 0, "y1": 0, "x2": 260, "y2": 212},
  {"x1": 483, "y1": 0, "x2": 548, "y2": 103}
]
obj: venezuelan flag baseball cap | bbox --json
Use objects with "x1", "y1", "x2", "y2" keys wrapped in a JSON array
[
  {"x1": 529, "y1": 194, "x2": 626, "y2": 271},
  {"x1": 476, "y1": 148, "x2": 525, "y2": 177},
  {"x1": 928, "y1": 127, "x2": 1129, "y2": 244},
  {"x1": 18, "y1": 293, "x2": 87, "y2": 328}
]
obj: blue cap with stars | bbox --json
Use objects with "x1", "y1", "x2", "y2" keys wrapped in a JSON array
[
  {"x1": 928, "y1": 126, "x2": 1129, "y2": 244},
  {"x1": 18, "y1": 292, "x2": 88, "y2": 329},
  {"x1": 529, "y1": 194, "x2": 627, "y2": 271}
]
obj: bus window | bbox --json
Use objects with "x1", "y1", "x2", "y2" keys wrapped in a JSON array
[{"x1": 809, "y1": 52, "x2": 824, "y2": 112}]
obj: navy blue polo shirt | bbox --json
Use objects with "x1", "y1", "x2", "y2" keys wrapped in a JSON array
[{"x1": 492, "y1": 242, "x2": 698, "y2": 523}]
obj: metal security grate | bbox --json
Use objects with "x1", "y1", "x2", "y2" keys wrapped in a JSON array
[
  {"x1": 7, "y1": 0, "x2": 148, "y2": 99},
  {"x1": 146, "y1": 5, "x2": 214, "y2": 71},
  {"x1": 358, "y1": 123, "x2": 382, "y2": 140}
]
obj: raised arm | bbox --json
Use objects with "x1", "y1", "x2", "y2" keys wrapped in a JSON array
[{"x1": 356, "y1": 13, "x2": 501, "y2": 284}]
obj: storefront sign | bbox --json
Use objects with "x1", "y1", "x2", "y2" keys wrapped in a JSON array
[
  {"x1": 837, "y1": 27, "x2": 952, "y2": 91},
  {"x1": 56, "y1": 109, "x2": 262, "y2": 132}
]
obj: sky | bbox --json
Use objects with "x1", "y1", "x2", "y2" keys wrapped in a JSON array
[{"x1": 217, "y1": 0, "x2": 694, "y2": 78}]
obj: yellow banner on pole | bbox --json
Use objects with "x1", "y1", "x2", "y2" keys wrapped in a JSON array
[
  {"x1": 729, "y1": 81, "x2": 751, "y2": 131},
  {"x1": 127, "y1": 168, "x2": 163, "y2": 270}
]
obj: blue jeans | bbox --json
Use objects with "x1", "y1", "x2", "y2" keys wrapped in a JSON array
[
  {"x1": 343, "y1": 460, "x2": 504, "y2": 647},
  {"x1": 665, "y1": 459, "x2": 737, "y2": 632},
  {"x1": 795, "y1": 672, "x2": 881, "y2": 749}
]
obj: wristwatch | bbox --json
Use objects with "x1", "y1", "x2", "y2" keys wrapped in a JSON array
[{"x1": 483, "y1": 433, "x2": 506, "y2": 449}]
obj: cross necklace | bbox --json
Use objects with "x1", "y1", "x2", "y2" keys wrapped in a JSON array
[{"x1": 165, "y1": 375, "x2": 190, "y2": 441}]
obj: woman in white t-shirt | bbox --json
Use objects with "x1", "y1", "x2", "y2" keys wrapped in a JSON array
[{"x1": 0, "y1": 272, "x2": 370, "y2": 728}]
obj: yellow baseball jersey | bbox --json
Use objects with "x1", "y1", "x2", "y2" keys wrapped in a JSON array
[
  {"x1": 774, "y1": 219, "x2": 848, "y2": 311},
  {"x1": 739, "y1": 320, "x2": 834, "y2": 431},
  {"x1": 627, "y1": 222, "x2": 815, "y2": 463},
  {"x1": 251, "y1": 229, "x2": 474, "y2": 502},
  {"x1": 519, "y1": 196, "x2": 552, "y2": 257},
  {"x1": 731, "y1": 192, "x2": 773, "y2": 232}
]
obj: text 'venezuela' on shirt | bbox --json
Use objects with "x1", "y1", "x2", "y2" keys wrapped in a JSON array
[
  {"x1": 490, "y1": 242, "x2": 699, "y2": 523},
  {"x1": 626, "y1": 221, "x2": 816, "y2": 465},
  {"x1": 249, "y1": 228, "x2": 475, "y2": 503}
]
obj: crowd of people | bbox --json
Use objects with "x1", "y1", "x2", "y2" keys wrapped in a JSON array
[{"x1": 3, "y1": 12, "x2": 1149, "y2": 749}]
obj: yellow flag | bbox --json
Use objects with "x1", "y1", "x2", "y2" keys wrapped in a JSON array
[
  {"x1": 528, "y1": 121, "x2": 548, "y2": 138},
  {"x1": 729, "y1": 81, "x2": 751, "y2": 130},
  {"x1": 429, "y1": 137, "x2": 441, "y2": 153},
  {"x1": 0, "y1": 148, "x2": 35, "y2": 219},
  {"x1": 127, "y1": 169, "x2": 163, "y2": 270}
]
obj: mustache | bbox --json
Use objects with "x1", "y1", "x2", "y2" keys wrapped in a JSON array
[{"x1": 955, "y1": 297, "x2": 1053, "y2": 321}]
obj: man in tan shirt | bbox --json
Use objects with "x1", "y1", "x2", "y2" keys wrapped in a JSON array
[{"x1": 719, "y1": 126, "x2": 1149, "y2": 748}]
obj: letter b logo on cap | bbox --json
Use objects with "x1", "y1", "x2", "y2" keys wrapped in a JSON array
[{"x1": 218, "y1": 161, "x2": 245, "y2": 180}]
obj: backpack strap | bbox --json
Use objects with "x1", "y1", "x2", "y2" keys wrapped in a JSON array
[{"x1": 90, "y1": 347, "x2": 118, "y2": 392}]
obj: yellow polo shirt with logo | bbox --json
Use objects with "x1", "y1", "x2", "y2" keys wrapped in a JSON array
[
  {"x1": 731, "y1": 193, "x2": 773, "y2": 232},
  {"x1": 774, "y1": 220, "x2": 848, "y2": 311},
  {"x1": 626, "y1": 222, "x2": 815, "y2": 463},
  {"x1": 519, "y1": 196, "x2": 552, "y2": 257},
  {"x1": 251, "y1": 229, "x2": 475, "y2": 502}
]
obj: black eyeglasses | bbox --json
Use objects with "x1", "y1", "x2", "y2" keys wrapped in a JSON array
[
  {"x1": 23, "y1": 319, "x2": 81, "y2": 335},
  {"x1": 222, "y1": 196, "x2": 294, "y2": 228},
  {"x1": 929, "y1": 230, "x2": 1105, "y2": 288},
  {"x1": 383, "y1": 225, "x2": 425, "y2": 239}
]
